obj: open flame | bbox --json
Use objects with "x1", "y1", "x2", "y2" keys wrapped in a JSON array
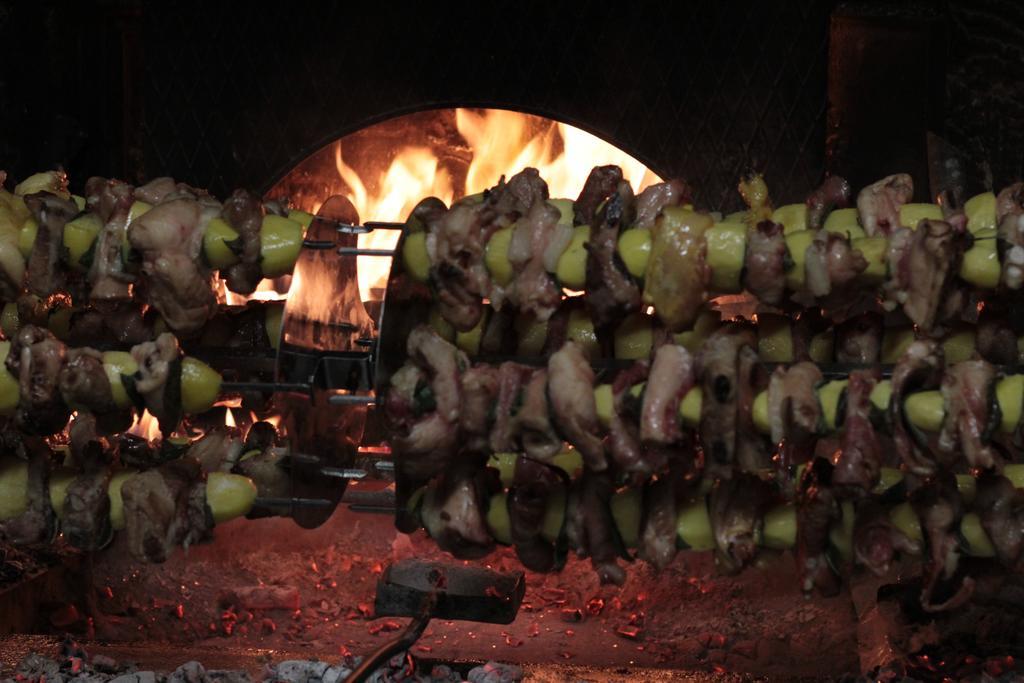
[
  {"x1": 127, "y1": 410, "x2": 162, "y2": 442},
  {"x1": 281, "y1": 108, "x2": 661, "y2": 303}
]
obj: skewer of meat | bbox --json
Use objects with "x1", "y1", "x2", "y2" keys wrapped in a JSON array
[
  {"x1": 0, "y1": 325, "x2": 224, "y2": 437},
  {"x1": 402, "y1": 167, "x2": 1012, "y2": 338}
]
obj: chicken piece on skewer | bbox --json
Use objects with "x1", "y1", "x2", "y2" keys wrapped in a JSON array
[
  {"x1": 910, "y1": 472, "x2": 975, "y2": 612},
  {"x1": 639, "y1": 343, "x2": 695, "y2": 446},
  {"x1": 890, "y1": 340, "x2": 944, "y2": 476},
  {"x1": 23, "y1": 191, "x2": 78, "y2": 301},
  {"x1": 508, "y1": 456, "x2": 567, "y2": 572},
  {"x1": 709, "y1": 472, "x2": 771, "y2": 574},
  {"x1": 59, "y1": 348, "x2": 133, "y2": 435},
  {"x1": 806, "y1": 175, "x2": 852, "y2": 231},
  {"x1": 574, "y1": 165, "x2": 623, "y2": 227},
  {"x1": 633, "y1": 179, "x2": 691, "y2": 230},
  {"x1": 584, "y1": 180, "x2": 640, "y2": 330},
  {"x1": 638, "y1": 474, "x2": 678, "y2": 571},
  {"x1": 833, "y1": 369, "x2": 883, "y2": 491},
  {"x1": 938, "y1": 360, "x2": 1002, "y2": 472},
  {"x1": 62, "y1": 417, "x2": 113, "y2": 552},
  {"x1": 795, "y1": 458, "x2": 840, "y2": 597},
  {"x1": 697, "y1": 325, "x2": 759, "y2": 479},
  {"x1": 644, "y1": 206, "x2": 713, "y2": 331},
  {"x1": 121, "y1": 456, "x2": 213, "y2": 563},
  {"x1": 853, "y1": 498, "x2": 921, "y2": 575},
  {"x1": 84, "y1": 177, "x2": 136, "y2": 306},
  {"x1": 548, "y1": 341, "x2": 606, "y2": 471},
  {"x1": 996, "y1": 182, "x2": 1024, "y2": 289},
  {"x1": 420, "y1": 464, "x2": 498, "y2": 560},
  {"x1": 514, "y1": 369, "x2": 562, "y2": 463},
  {"x1": 489, "y1": 361, "x2": 533, "y2": 454},
  {"x1": 901, "y1": 219, "x2": 967, "y2": 333},
  {"x1": 743, "y1": 221, "x2": 787, "y2": 306},
  {"x1": 459, "y1": 365, "x2": 499, "y2": 455},
  {"x1": 857, "y1": 173, "x2": 913, "y2": 237},
  {"x1": 7, "y1": 325, "x2": 69, "y2": 435},
  {"x1": 129, "y1": 196, "x2": 219, "y2": 336},
  {"x1": 768, "y1": 361, "x2": 823, "y2": 491},
  {"x1": 131, "y1": 333, "x2": 183, "y2": 437},
  {"x1": 580, "y1": 469, "x2": 626, "y2": 585},
  {"x1": 834, "y1": 313, "x2": 882, "y2": 364},
  {"x1": 607, "y1": 360, "x2": 669, "y2": 476},
  {"x1": 506, "y1": 200, "x2": 563, "y2": 321},
  {"x1": 220, "y1": 189, "x2": 264, "y2": 295}
]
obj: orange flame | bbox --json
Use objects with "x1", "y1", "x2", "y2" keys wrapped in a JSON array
[
  {"x1": 127, "y1": 410, "x2": 162, "y2": 442},
  {"x1": 225, "y1": 408, "x2": 237, "y2": 429},
  {"x1": 325, "y1": 109, "x2": 661, "y2": 302}
]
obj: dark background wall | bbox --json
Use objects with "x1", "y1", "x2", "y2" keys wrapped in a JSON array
[{"x1": 0, "y1": 0, "x2": 1021, "y2": 210}]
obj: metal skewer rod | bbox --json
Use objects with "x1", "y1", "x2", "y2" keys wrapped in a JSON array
[
  {"x1": 327, "y1": 394, "x2": 378, "y2": 406},
  {"x1": 337, "y1": 247, "x2": 396, "y2": 257},
  {"x1": 318, "y1": 467, "x2": 368, "y2": 480},
  {"x1": 254, "y1": 497, "x2": 335, "y2": 509},
  {"x1": 220, "y1": 381, "x2": 312, "y2": 393}
]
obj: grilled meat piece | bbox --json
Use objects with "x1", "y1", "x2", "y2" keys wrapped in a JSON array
[
  {"x1": 744, "y1": 221, "x2": 787, "y2": 306},
  {"x1": 425, "y1": 204, "x2": 488, "y2": 331},
  {"x1": 7, "y1": 325, "x2": 69, "y2": 435},
  {"x1": 131, "y1": 333, "x2": 183, "y2": 436},
  {"x1": 129, "y1": 197, "x2": 218, "y2": 336},
  {"x1": 121, "y1": 457, "x2": 212, "y2": 563},
  {"x1": 487, "y1": 167, "x2": 549, "y2": 218},
  {"x1": 62, "y1": 436, "x2": 113, "y2": 552},
  {"x1": 767, "y1": 361, "x2": 823, "y2": 477},
  {"x1": 853, "y1": 498, "x2": 921, "y2": 575},
  {"x1": 234, "y1": 445, "x2": 289, "y2": 503},
  {"x1": 890, "y1": 340, "x2": 944, "y2": 476},
  {"x1": 640, "y1": 343, "x2": 694, "y2": 446},
  {"x1": 386, "y1": 365, "x2": 457, "y2": 481},
  {"x1": 976, "y1": 307, "x2": 1019, "y2": 364},
  {"x1": 515, "y1": 369, "x2": 561, "y2": 462},
  {"x1": 709, "y1": 472, "x2": 770, "y2": 574},
  {"x1": 489, "y1": 362, "x2": 534, "y2": 453},
  {"x1": 420, "y1": 465, "x2": 496, "y2": 560},
  {"x1": 795, "y1": 458, "x2": 840, "y2": 596},
  {"x1": 407, "y1": 325, "x2": 466, "y2": 424},
  {"x1": 856, "y1": 173, "x2": 913, "y2": 237},
  {"x1": 509, "y1": 456, "x2": 566, "y2": 572},
  {"x1": 86, "y1": 178, "x2": 136, "y2": 305},
  {"x1": 24, "y1": 192, "x2": 78, "y2": 298},
  {"x1": 997, "y1": 184, "x2": 1024, "y2": 289},
  {"x1": 574, "y1": 165, "x2": 623, "y2": 227},
  {"x1": 938, "y1": 360, "x2": 1002, "y2": 471},
  {"x1": 506, "y1": 201, "x2": 562, "y2": 321},
  {"x1": 833, "y1": 369, "x2": 883, "y2": 491},
  {"x1": 634, "y1": 179, "x2": 691, "y2": 229},
  {"x1": 220, "y1": 189, "x2": 264, "y2": 295},
  {"x1": 608, "y1": 361, "x2": 667, "y2": 476},
  {"x1": 548, "y1": 341, "x2": 605, "y2": 470},
  {"x1": 638, "y1": 475, "x2": 678, "y2": 571},
  {"x1": 902, "y1": 219, "x2": 965, "y2": 333},
  {"x1": 581, "y1": 470, "x2": 625, "y2": 585},
  {"x1": 996, "y1": 181, "x2": 1024, "y2": 223},
  {"x1": 735, "y1": 345, "x2": 770, "y2": 473},
  {"x1": 0, "y1": 439, "x2": 56, "y2": 545},
  {"x1": 584, "y1": 185, "x2": 640, "y2": 330},
  {"x1": 698, "y1": 326, "x2": 758, "y2": 479},
  {"x1": 59, "y1": 349, "x2": 118, "y2": 416},
  {"x1": 975, "y1": 472, "x2": 1024, "y2": 569},
  {"x1": 806, "y1": 175, "x2": 852, "y2": 231},
  {"x1": 834, "y1": 313, "x2": 882, "y2": 364},
  {"x1": 190, "y1": 426, "x2": 244, "y2": 473},
  {"x1": 805, "y1": 232, "x2": 866, "y2": 300},
  {"x1": 133, "y1": 177, "x2": 178, "y2": 205},
  {"x1": 910, "y1": 473, "x2": 975, "y2": 612},
  {"x1": 459, "y1": 365, "x2": 499, "y2": 454}
]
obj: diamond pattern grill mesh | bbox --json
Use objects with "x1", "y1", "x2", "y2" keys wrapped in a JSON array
[{"x1": 143, "y1": 1, "x2": 835, "y2": 211}]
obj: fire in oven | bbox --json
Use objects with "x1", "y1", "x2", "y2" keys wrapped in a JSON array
[{"x1": 3, "y1": 2, "x2": 1024, "y2": 681}]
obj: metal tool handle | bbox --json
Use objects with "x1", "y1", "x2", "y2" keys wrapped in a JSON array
[{"x1": 345, "y1": 591, "x2": 437, "y2": 683}]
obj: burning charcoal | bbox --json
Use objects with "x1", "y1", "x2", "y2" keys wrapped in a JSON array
[
  {"x1": 466, "y1": 662, "x2": 524, "y2": 683},
  {"x1": 15, "y1": 654, "x2": 61, "y2": 682}
]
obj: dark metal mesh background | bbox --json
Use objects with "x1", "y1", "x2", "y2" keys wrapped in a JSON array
[{"x1": 141, "y1": 1, "x2": 836, "y2": 211}]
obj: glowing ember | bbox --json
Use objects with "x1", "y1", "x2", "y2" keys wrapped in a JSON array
[{"x1": 224, "y1": 408, "x2": 237, "y2": 429}]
